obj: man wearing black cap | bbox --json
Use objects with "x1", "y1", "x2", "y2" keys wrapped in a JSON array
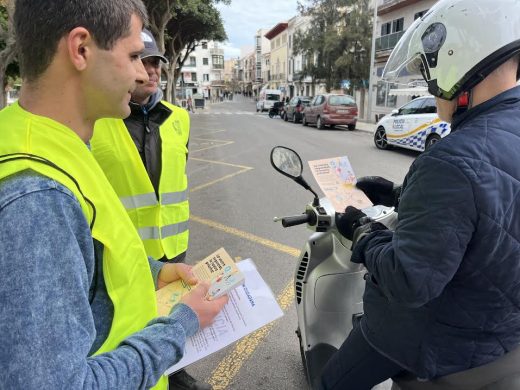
[{"x1": 92, "y1": 30, "x2": 208, "y2": 390}]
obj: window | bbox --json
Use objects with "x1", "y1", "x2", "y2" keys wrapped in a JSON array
[
  {"x1": 420, "y1": 98, "x2": 437, "y2": 114},
  {"x1": 381, "y1": 22, "x2": 391, "y2": 36},
  {"x1": 399, "y1": 99, "x2": 425, "y2": 115},
  {"x1": 376, "y1": 81, "x2": 397, "y2": 107},
  {"x1": 203, "y1": 74, "x2": 209, "y2": 81},
  {"x1": 392, "y1": 18, "x2": 404, "y2": 33},
  {"x1": 189, "y1": 56, "x2": 196, "y2": 66},
  {"x1": 328, "y1": 95, "x2": 356, "y2": 106},
  {"x1": 201, "y1": 42, "x2": 208, "y2": 49},
  {"x1": 414, "y1": 10, "x2": 428, "y2": 20},
  {"x1": 212, "y1": 55, "x2": 224, "y2": 69},
  {"x1": 288, "y1": 35, "x2": 292, "y2": 49},
  {"x1": 314, "y1": 96, "x2": 325, "y2": 105},
  {"x1": 191, "y1": 73, "x2": 197, "y2": 82},
  {"x1": 203, "y1": 58, "x2": 209, "y2": 65}
]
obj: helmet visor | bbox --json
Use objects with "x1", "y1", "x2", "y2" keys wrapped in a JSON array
[{"x1": 382, "y1": 17, "x2": 425, "y2": 82}]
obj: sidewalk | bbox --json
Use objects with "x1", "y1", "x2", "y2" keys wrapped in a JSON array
[{"x1": 355, "y1": 120, "x2": 377, "y2": 134}]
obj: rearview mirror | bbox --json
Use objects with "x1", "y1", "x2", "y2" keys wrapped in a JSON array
[
  {"x1": 270, "y1": 146, "x2": 303, "y2": 179},
  {"x1": 391, "y1": 109, "x2": 399, "y2": 116}
]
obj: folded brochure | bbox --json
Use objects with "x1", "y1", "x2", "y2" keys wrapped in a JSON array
[
  {"x1": 156, "y1": 247, "x2": 242, "y2": 316},
  {"x1": 156, "y1": 251, "x2": 284, "y2": 374},
  {"x1": 308, "y1": 156, "x2": 372, "y2": 212}
]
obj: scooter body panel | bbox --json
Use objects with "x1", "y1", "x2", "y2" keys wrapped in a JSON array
[{"x1": 295, "y1": 230, "x2": 366, "y2": 387}]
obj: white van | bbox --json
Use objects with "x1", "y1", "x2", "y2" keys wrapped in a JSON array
[{"x1": 256, "y1": 89, "x2": 282, "y2": 112}]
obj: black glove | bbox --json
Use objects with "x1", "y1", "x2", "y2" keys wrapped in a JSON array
[
  {"x1": 356, "y1": 176, "x2": 401, "y2": 210},
  {"x1": 336, "y1": 206, "x2": 369, "y2": 241}
]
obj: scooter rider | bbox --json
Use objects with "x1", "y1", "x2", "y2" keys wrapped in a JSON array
[{"x1": 322, "y1": 0, "x2": 520, "y2": 388}]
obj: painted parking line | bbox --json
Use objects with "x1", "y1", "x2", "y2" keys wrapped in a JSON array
[
  {"x1": 190, "y1": 215, "x2": 299, "y2": 257},
  {"x1": 188, "y1": 156, "x2": 254, "y2": 193},
  {"x1": 195, "y1": 129, "x2": 227, "y2": 137},
  {"x1": 189, "y1": 168, "x2": 252, "y2": 193},
  {"x1": 190, "y1": 157, "x2": 252, "y2": 170},
  {"x1": 190, "y1": 139, "x2": 234, "y2": 153},
  {"x1": 190, "y1": 215, "x2": 299, "y2": 389}
]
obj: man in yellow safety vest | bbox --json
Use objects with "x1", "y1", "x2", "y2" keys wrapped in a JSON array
[
  {"x1": 0, "y1": 1, "x2": 227, "y2": 389},
  {"x1": 91, "y1": 29, "x2": 209, "y2": 390}
]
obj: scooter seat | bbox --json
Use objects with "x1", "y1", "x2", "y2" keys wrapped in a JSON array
[{"x1": 391, "y1": 344, "x2": 520, "y2": 390}]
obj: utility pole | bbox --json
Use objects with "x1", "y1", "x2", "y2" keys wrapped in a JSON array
[{"x1": 367, "y1": 0, "x2": 378, "y2": 123}]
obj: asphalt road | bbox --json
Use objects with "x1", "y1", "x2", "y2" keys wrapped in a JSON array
[{"x1": 180, "y1": 95, "x2": 418, "y2": 390}]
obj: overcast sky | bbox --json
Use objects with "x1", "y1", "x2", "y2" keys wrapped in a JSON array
[{"x1": 216, "y1": 0, "x2": 301, "y2": 59}]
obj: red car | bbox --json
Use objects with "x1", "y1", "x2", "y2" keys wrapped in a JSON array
[{"x1": 302, "y1": 94, "x2": 358, "y2": 130}]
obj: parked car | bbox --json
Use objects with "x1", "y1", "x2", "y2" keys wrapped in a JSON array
[
  {"x1": 256, "y1": 89, "x2": 282, "y2": 112},
  {"x1": 302, "y1": 94, "x2": 358, "y2": 130},
  {"x1": 374, "y1": 96, "x2": 451, "y2": 152},
  {"x1": 284, "y1": 96, "x2": 312, "y2": 123}
]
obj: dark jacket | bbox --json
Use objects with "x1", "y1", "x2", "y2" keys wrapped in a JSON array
[
  {"x1": 354, "y1": 86, "x2": 520, "y2": 379},
  {"x1": 125, "y1": 90, "x2": 181, "y2": 194},
  {"x1": 124, "y1": 90, "x2": 189, "y2": 262}
]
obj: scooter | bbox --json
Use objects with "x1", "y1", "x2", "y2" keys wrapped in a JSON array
[
  {"x1": 268, "y1": 102, "x2": 284, "y2": 118},
  {"x1": 270, "y1": 146, "x2": 520, "y2": 390}
]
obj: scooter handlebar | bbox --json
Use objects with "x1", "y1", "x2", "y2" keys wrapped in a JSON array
[{"x1": 281, "y1": 213, "x2": 311, "y2": 228}]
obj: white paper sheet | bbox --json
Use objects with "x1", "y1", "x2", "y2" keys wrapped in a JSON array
[{"x1": 165, "y1": 259, "x2": 284, "y2": 375}]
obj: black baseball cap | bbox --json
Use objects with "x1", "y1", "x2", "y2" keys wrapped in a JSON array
[{"x1": 140, "y1": 29, "x2": 168, "y2": 64}]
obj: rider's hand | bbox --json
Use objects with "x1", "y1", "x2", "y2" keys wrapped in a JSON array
[
  {"x1": 157, "y1": 263, "x2": 198, "y2": 290},
  {"x1": 180, "y1": 282, "x2": 229, "y2": 328},
  {"x1": 336, "y1": 206, "x2": 369, "y2": 241},
  {"x1": 356, "y1": 176, "x2": 401, "y2": 210}
]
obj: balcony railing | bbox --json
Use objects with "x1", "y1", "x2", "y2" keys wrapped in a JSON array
[
  {"x1": 375, "y1": 31, "x2": 405, "y2": 52},
  {"x1": 270, "y1": 73, "x2": 286, "y2": 81},
  {"x1": 212, "y1": 64, "x2": 224, "y2": 70},
  {"x1": 210, "y1": 48, "x2": 224, "y2": 56},
  {"x1": 378, "y1": 0, "x2": 418, "y2": 15}
]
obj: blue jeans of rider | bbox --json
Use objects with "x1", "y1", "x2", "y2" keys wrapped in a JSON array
[{"x1": 319, "y1": 322, "x2": 406, "y2": 390}]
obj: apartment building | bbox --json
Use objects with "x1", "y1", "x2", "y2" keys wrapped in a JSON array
[
  {"x1": 241, "y1": 51, "x2": 256, "y2": 94},
  {"x1": 178, "y1": 40, "x2": 225, "y2": 100},
  {"x1": 287, "y1": 14, "x2": 315, "y2": 98},
  {"x1": 265, "y1": 22, "x2": 289, "y2": 95},
  {"x1": 370, "y1": 0, "x2": 438, "y2": 120},
  {"x1": 253, "y1": 28, "x2": 271, "y2": 94}
]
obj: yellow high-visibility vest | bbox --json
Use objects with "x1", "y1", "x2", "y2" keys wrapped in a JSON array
[
  {"x1": 92, "y1": 101, "x2": 189, "y2": 260},
  {"x1": 0, "y1": 102, "x2": 167, "y2": 390}
]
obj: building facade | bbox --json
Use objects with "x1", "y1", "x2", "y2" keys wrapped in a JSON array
[
  {"x1": 370, "y1": 0, "x2": 438, "y2": 121},
  {"x1": 177, "y1": 40, "x2": 225, "y2": 100},
  {"x1": 287, "y1": 15, "x2": 316, "y2": 98},
  {"x1": 265, "y1": 22, "x2": 289, "y2": 96},
  {"x1": 253, "y1": 28, "x2": 271, "y2": 94}
]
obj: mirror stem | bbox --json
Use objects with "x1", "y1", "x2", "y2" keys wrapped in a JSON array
[{"x1": 295, "y1": 176, "x2": 320, "y2": 205}]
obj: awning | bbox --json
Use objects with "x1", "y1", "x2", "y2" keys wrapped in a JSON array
[{"x1": 388, "y1": 87, "x2": 429, "y2": 96}]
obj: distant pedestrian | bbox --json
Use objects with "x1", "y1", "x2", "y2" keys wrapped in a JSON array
[{"x1": 187, "y1": 96, "x2": 195, "y2": 112}]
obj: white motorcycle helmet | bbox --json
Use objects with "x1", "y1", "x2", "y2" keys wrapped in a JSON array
[{"x1": 382, "y1": 0, "x2": 520, "y2": 100}]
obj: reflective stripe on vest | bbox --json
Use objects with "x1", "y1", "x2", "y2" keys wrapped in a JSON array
[
  {"x1": 92, "y1": 102, "x2": 190, "y2": 260},
  {"x1": 120, "y1": 189, "x2": 188, "y2": 210},
  {"x1": 0, "y1": 103, "x2": 167, "y2": 390}
]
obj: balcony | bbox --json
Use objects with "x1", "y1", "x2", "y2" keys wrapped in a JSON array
[
  {"x1": 210, "y1": 48, "x2": 224, "y2": 56},
  {"x1": 212, "y1": 64, "x2": 224, "y2": 70},
  {"x1": 378, "y1": 0, "x2": 422, "y2": 15},
  {"x1": 211, "y1": 80, "x2": 226, "y2": 87},
  {"x1": 375, "y1": 31, "x2": 405, "y2": 52}
]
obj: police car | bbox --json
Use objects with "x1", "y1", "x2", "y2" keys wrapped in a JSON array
[{"x1": 374, "y1": 96, "x2": 451, "y2": 152}]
